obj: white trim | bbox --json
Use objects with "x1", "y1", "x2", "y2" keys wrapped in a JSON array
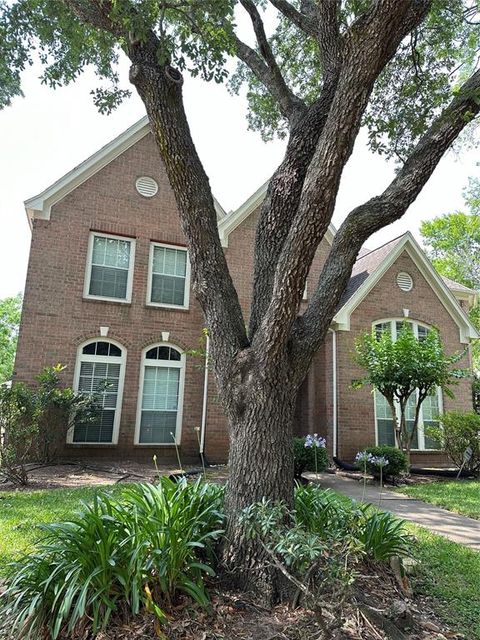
[
  {"x1": 68, "y1": 338, "x2": 127, "y2": 445},
  {"x1": 334, "y1": 232, "x2": 479, "y2": 344},
  {"x1": 134, "y1": 343, "x2": 186, "y2": 446},
  {"x1": 26, "y1": 118, "x2": 151, "y2": 225},
  {"x1": 332, "y1": 329, "x2": 338, "y2": 457},
  {"x1": 83, "y1": 231, "x2": 136, "y2": 304},
  {"x1": 146, "y1": 242, "x2": 191, "y2": 310},
  {"x1": 24, "y1": 116, "x2": 226, "y2": 228},
  {"x1": 200, "y1": 335, "x2": 210, "y2": 455},
  {"x1": 218, "y1": 180, "x2": 337, "y2": 248}
]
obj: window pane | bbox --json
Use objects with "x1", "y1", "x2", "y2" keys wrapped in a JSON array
[
  {"x1": 89, "y1": 265, "x2": 128, "y2": 299},
  {"x1": 406, "y1": 393, "x2": 419, "y2": 449},
  {"x1": 422, "y1": 392, "x2": 441, "y2": 449},
  {"x1": 150, "y1": 246, "x2": 187, "y2": 306},
  {"x1": 375, "y1": 392, "x2": 395, "y2": 445},
  {"x1": 417, "y1": 325, "x2": 429, "y2": 341},
  {"x1": 374, "y1": 322, "x2": 391, "y2": 339},
  {"x1": 89, "y1": 236, "x2": 130, "y2": 300},
  {"x1": 151, "y1": 273, "x2": 186, "y2": 306},
  {"x1": 140, "y1": 365, "x2": 180, "y2": 443},
  {"x1": 74, "y1": 360, "x2": 120, "y2": 443}
]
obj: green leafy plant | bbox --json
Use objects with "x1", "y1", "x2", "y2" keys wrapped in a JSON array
[
  {"x1": 0, "y1": 382, "x2": 37, "y2": 485},
  {"x1": 0, "y1": 293, "x2": 22, "y2": 384},
  {"x1": 428, "y1": 411, "x2": 480, "y2": 475},
  {"x1": 357, "y1": 511, "x2": 412, "y2": 561},
  {"x1": 35, "y1": 364, "x2": 98, "y2": 463},
  {"x1": 0, "y1": 478, "x2": 225, "y2": 639}
]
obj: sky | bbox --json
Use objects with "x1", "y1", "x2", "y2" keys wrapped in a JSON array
[{"x1": 1, "y1": 55, "x2": 479, "y2": 300}]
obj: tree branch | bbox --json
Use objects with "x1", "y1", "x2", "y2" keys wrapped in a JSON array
[
  {"x1": 234, "y1": 0, "x2": 306, "y2": 122},
  {"x1": 299, "y1": 67, "x2": 480, "y2": 360},
  {"x1": 268, "y1": 0, "x2": 317, "y2": 37},
  {"x1": 251, "y1": 0, "x2": 432, "y2": 366}
]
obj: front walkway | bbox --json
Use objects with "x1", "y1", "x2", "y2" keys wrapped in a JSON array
[{"x1": 307, "y1": 473, "x2": 480, "y2": 550}]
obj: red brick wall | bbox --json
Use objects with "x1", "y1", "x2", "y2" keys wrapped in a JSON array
[
  {"x1": 335, "y1": 250, "x2": 473, "y2": 465},
  {"x1": 15, "y1": 132, "x2": 474, "y2": 466}
]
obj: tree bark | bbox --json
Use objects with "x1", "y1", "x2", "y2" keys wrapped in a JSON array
[{"x1": 222, "y1": 355, "x2": 297, "y2": 600}]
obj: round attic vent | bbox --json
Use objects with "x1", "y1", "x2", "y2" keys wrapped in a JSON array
[
  {"x1": 136, "y1": 176, "x2": 158, "y2": 198},
  {"x1": 397, "y1": 272, "x2": 413, "y2": 292}
]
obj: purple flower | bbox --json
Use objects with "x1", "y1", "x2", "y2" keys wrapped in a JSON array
[
  {"x1": 371, "y1": 455, "x2": 389, "y2": 468},
  {"x1": 355, "y1": 451, "x2": 374, "y2": 464},
  {"x1": 304, "y1": 433, "x2": 326, "y2": 449}
]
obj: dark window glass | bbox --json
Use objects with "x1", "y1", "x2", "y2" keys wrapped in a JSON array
[
  {"x1": 145, "y1": 346, "x2": 182, "y2": 361},
  {"x1": 83, "y1": 343, "x2": 96, "y2": 355},
  {"x1": 96, "y1": 341, "x2": 109, "y2": 356}
]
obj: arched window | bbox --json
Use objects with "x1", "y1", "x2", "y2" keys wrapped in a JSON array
[
  {"x1": 69, "y1": 340, "x2": 126, "y2": 444},
  {"x1": 372, "y1": 320, "x2": 442, "y2": 451},
  {"x1": 135, "y1": 344, "x2": 186, "y2": 445}
]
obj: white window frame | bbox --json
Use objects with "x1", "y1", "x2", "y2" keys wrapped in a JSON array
[
  {"x1": 372, "y1": 318, "x2": 443, "y2": 451},
  {"x1": 67, "y1": 338, "x2": 127, "y2": 445},
  {"x1": 134, "y1": 342, "x2": 186, "y2": 446},
  {"x1": 146, "y1": 242, "x2": 191, "y2": 310},
  {"x1": 84, "y1": 231, "x2": 136, "y2": 304}
]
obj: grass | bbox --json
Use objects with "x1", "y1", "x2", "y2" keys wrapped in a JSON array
[
  {"x1": 410, "y1": 525, "x2": 480, "y2": 639},
  {"x1": 0, "y1": 484, "x2": 124, "y2": 574},
  {"x1": 398, "y1": 480, "x2": 480, "y2": 520}
]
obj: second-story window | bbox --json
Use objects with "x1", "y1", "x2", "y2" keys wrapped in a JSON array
[
  {"x1": 147, "y1": 243, "x2": 190, "y2": 309},
  {"x1": 85, "y1": 232, "x2": 135, "y2": 303}
]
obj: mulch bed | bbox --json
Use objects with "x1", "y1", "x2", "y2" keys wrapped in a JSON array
[{"x1": 89, "y1": 568, "x2": 463, "y2": 640}]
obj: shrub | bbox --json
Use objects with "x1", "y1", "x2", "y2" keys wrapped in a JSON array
[
  {"x1": 0, "y1": 478, "x2": 225, "y2": 639},
  {"x1": 360, "y1": 446, "x2": 407, "y2": 477},
  {"x1": 0, "y1": 382, "x2": 37, "y2": 485},
  {"x1": 293, "y1": 436, "x2": 329, "y2": 477},
  {"x1": 35, "y1": 364, "x2": 98, "y2": 463},
  {"x1": 428, "y1": 411, "x2": 480, "y2": 475},
  {"x1": 294, "y1": 484, "x2": 412, "y2": 561}
]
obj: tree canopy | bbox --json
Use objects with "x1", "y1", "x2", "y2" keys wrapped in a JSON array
[
  {"x1": 0, "y1": 294, "x2": 22, "y2": 384},
  {"x1": 421, "y1": 178, "x2": 480, "y2": 290}
]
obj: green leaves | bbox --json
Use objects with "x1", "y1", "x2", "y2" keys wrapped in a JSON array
[
  {"x1": 0, "y1": 293, "x2": 22, "y2": 383},
  {"x1": 0, "y1": 478, "x2": 225, "y2": 639}
]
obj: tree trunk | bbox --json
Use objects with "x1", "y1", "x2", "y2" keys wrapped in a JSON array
[{"x1": 222, "y1": 358, "x2": 297, "y2": 601}]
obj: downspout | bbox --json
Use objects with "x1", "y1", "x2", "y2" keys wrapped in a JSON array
[
  {"x1": 199, "y1": 334, "x2": 210, "y2": 455},
  {"x1": 332, "y1": 328, "x2": 338, "y2": 458}
]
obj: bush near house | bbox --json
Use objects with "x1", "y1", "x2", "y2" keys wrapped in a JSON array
[
  {"x1": 428, "y1": 411, "x2": 480, "y2": 476},
  {"x1": 0, "y1": 365, "x2": 97, "y2": 485}
]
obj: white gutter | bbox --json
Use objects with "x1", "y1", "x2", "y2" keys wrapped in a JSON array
[
  {"x1": 199, "y1": 335, "x2": 210, "y2": 455},
  {"x1": 332, "y1": 329, "x2": 338, "y2": 457}
]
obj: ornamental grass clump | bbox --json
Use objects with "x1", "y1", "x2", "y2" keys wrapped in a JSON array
[{"x1": 0, "y1": 478, "x2": 225, "y2": 640}]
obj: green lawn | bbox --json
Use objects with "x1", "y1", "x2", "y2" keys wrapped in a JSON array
[
  {"x1": 398, "y1": 480, "x2": 480, "y2": 520},
  {"x1": 0, "y1": 485, "x2": 124, "y2": 573},
  {"x1": 410, "y1": 525, "x2": 480, "y2": 639}
]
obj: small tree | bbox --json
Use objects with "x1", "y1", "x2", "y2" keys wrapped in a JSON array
[{"x1": 354, "y1": 324, "x2": 466, "y2": 465}]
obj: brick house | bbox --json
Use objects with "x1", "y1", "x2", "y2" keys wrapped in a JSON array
[{"x1": 14, "y1": 117, "x2": 479, "y2": 466}]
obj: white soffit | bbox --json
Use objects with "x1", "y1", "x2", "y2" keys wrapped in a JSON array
[{"x1": 24, "y1": 116, "x2": 226, "y2": 227}]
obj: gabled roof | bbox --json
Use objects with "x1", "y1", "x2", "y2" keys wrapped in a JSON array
[
  {"x1": 218, "y1": 179, "x2": 336, "y2": 247},
  {"x1": 25, "y1": 116, "x2": 226, "y2": 227},
  {"x1": 334, "y1": 232, "x2": 479, "y2": 343}
]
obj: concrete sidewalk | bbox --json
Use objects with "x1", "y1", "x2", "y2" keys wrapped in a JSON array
[{"x1": 306, "y1": 473, "x2": 480, "y2": 550}]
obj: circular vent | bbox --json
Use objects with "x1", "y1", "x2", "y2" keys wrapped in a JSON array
[
  {"x1": 136, "y1": 176, "x2": 158, "y2": 198},
  {"x1": 397, "y1": 272, "x2": 413, "y2": 292}
]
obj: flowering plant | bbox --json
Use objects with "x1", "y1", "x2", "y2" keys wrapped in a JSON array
[
  {"x1": 304, "y1": 434, "x2": 326, "y2": 476},
  {"x1": 304, "y1": 434, "x2": 326, "y2": 449}
]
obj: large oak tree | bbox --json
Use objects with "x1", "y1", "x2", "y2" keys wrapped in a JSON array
[{"x1": 2, "y1": 0, "x2": 480, "y2": 594}]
